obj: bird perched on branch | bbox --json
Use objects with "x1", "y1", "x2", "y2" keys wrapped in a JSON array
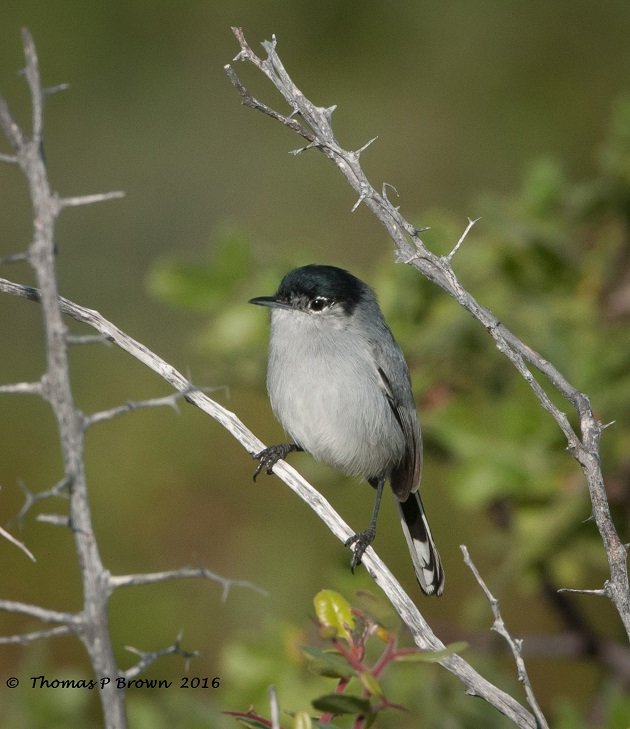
[{"x1": 250, "y1": 264, "x2": 444, "y2": 596}]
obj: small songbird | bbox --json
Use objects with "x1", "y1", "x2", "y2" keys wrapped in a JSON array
[{"x1": 249, "y1": 264, "x2": 444, "y2": 596}]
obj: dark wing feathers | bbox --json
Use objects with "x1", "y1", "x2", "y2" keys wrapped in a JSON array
[{"x1": 372, "y1": 339, "x2": 421, "y2": 500}]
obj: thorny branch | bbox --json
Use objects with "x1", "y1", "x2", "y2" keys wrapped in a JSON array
[
  {"x1": 461, "y1": 546, "x2": 549, "y2": 729},
  {"x1": 224, "y1": 27, "x2": 629, "y2": 639},
  {"x1": 122, "y1": 633, "x2": 200, "y2": 680},
  {"x1": 0, "y1": 28, "x2": 264, "y2": 729}
]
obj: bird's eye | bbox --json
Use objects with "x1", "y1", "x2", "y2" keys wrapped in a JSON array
[{"x1": 309, "y1": 297, "x2": 329, "y2": 312}]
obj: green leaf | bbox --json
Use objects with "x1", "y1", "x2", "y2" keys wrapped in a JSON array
[
  {"x1": 300, "y1": 646, "x2": 353, "y2": 679},
  {"x1": 358, "y1": 671, "x2": 383, "y2": 698},
  {"x1": 312, "y1": 693, "x2": 371, "y2": 716},
  {"x1": 313, "y1": 590, "x2": 355, "y2": 641},
  {"x1": 394, "y1": 642, "x2": 468, "y2": 663}
]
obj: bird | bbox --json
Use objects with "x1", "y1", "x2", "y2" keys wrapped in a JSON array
[{"x1": 249, "y1": 264, "x2": 444, "y2": 596}]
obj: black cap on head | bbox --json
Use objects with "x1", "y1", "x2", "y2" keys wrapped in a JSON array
[{"x1": 276, "y1": 264, "x2": 366, "y2": 314}]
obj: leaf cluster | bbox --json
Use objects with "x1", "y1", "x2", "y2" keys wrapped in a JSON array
[{"x1": 226, "y1": 590, "x2": 466, "y2": 729}]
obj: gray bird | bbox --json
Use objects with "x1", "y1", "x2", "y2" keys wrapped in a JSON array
[{"x1": 249, "y1": 264, "x2": 444, "y2": 596}]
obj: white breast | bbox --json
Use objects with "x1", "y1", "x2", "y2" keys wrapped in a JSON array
[{"x1": 266, "y1": 307, "x2": 405, "y2": 479}]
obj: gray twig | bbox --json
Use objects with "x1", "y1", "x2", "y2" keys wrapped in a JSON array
[
  {"x1": 0, "y1": 599, "x2": 80, "y2": 625},
  {"x1": 15, "y1": 476, "x2": 70, "y2": 525},
  {"x1": 0, "y1": 524, "x2": 36, "y2": 561},
  {"x1": 0, "y1": 625, "x2": 73, "y2": 645},
  {"x1": 84, "y1": 392, "x2": 186, "y2": 428},
  {"x1": 0, "y1": 380, "x2": 43, "y2": 395},
  {"x1": 461, "y1": 545, "x2": 549, "y2": 729},
  {"x1": 109, "y1": 566, "x2": 268, "y2": 603},
  {"x1": 123, "y1": 633, "x2": 200, "y2": 680}
]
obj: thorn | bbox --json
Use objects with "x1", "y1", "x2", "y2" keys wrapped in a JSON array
[
  {"x1": 355, "y1": 135, "x2": 378, "y2": 156},
  {"x1": 0, "y1": 251, "x2": 29, "y2": 264},
  {"x1": 57, "y1": 191, "x2": 125, "y2": 208},
  {"x1": 289, "y1": 140, "x2": 319, "y2": 155},
  {"x1": 36, "y1": 513, "x2": 70, "y2": 527},
  {"x1": 351, "y1": 192, "x2": 367, "y2": 213},
  {"x1": 412, "y1": 225, "x2": 431, "y2": 236},
  {"x1": 43, "y1": 83, "x2": 70, "y2": 97},
  {"x1": 382, "y1": 182, "x2": 399, "y2": 202},
  {"x1": 557, "y1": 583, "x2": 609, "y2": 597},
  {"x1": 287, "y1": 106, "x2": 300, "y2": 119},
  {"x1": 351, "y1": 183, "x2": 372, "y2": 212},
  {"x1": 446, "y1": 217, "x2": 480, "y2": 261}
]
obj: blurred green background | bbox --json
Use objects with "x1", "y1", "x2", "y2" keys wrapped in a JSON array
[{"x1": 1, "y1": 1, "x2": 630, "y2": 728}]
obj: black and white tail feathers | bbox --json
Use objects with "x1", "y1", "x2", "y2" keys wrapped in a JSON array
[{"x1": 397, "y1": 492, "x2": 445, "y2": 596}]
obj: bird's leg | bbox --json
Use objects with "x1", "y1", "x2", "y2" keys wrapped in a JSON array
[
  {"x1": 344, "y1": 477, "x2": 384, "y2": 572},
  {"x1": 252, "y1": 443, "x2": 303, "y2": 481}
]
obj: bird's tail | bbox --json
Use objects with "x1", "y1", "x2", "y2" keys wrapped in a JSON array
[{"x1": 396, "y1": 492, "x2": 445, "y2": 596}]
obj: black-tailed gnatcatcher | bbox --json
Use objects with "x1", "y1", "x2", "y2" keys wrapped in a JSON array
[{"x1": 249, "y1": 264, "x2": 444, "y2": 596}]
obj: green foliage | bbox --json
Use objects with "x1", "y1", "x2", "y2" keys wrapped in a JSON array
[
  {"x1": 312, "y1": 590, "x2": 355, "y2": 642},
  {"x1": 225, "y1": 590, "x2": 471, "y2": 729}
]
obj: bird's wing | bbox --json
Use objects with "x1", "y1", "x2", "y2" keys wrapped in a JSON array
[{"x1": 371, "y1": 332, "x2": 422, "y2": 500}]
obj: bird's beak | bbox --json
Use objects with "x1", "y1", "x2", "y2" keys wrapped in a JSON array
[{"x1": 249, "y1": 295, "x2": 291, "y2": 310}]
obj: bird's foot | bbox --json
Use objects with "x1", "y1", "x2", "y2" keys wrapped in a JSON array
[
  {"x1": 252, "y1": 443, "x2": 299, "y2": 481},
  {"x1": 344, "y1": 526, "x2": 376, "y2": 572}
]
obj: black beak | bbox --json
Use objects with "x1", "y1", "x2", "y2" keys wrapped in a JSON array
[{"x1": 249, "y1": 295, "x2": 290, "y2": 309}]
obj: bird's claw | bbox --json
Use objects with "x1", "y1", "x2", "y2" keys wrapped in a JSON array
[
  {"x1": 252, "y1": 444, "x2": 296, "y2": 481},
  {"x1": 344, "y1": 527, "x2": 376, "y2": 572}
]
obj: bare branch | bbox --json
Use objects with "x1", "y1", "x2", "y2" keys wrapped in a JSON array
[
  {"x1": 0, "y1": 93, "x2": 25, "y2": 152},
  {"x1": 0, "y1": 599, "x2": 79, "y2": 626},
  {"x1": 1, "y1": 30, "x2": 128, "y2": 728},
  {"x1": 0, "y1": 625, "x2": 73, "y2": 645},
  {"x1": 461, "y1": 545, "x2": 550, "y2": 729},
  {"x1": 0, "y1": 524, "x2": 36, "y2": 561},
  {"x1": 43, "y1": 82, "x2": 70, "y2": 97},
  {"x1": 57, "y1": 191, "x2": 125, "y2": 208},
  {"x1": 109, "y1": 566, "x2": 268, "y2": 603},
  {"x1": 21, "y1": 28, "x2": 44, "y2": 145},
  {"x1": 36, "y1": 512, "x2": 70, "y2": 527},
  {"x1": 225, "y1": 28, "x2": 630, "y2": 641},
  {"x1": 15, "y1": 476, "x2": 70, "y2": 524},
  {"x1": 557, "y1": 586, "x2": 610, "y2": 598},
  {"x1": 446, "y1": 217, "x2": 480, "y2": 261},
  {"x1": 0, "y1": 380, "x2": 43, "y2": 395},
  {"x1": 84, "y1": 392, "x2": 186, "y2": 428},
  {"x1": 0, "y1": 251, "x2": 29, "y2": 264},
  {"x1": 122, "y1": 633, "x2": 200, "y2": 680},
  {"x1": 66, "y1": 333, "x2": 113, "y2": 346}
]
